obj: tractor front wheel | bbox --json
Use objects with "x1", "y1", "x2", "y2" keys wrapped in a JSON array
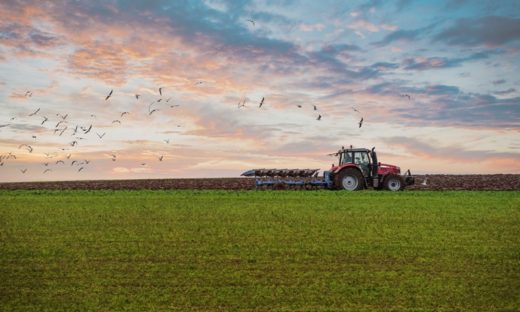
[
  {"x1": 335, "y1": 168, "x2": 364, "y2": 191},
  {"x1": 384, "y1": 174, "x2": 405, "y2": 191}
]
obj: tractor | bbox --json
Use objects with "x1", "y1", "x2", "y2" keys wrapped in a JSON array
[{"x1": 241, "y1": 146, "x2": 414, "y2": 191}]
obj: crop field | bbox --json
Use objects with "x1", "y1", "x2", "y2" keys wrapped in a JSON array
[{"x1": 1, "y1": 190, "x2": 519, "y2": 311}]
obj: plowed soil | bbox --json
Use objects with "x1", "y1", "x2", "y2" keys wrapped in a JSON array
[{"x1": 0, "y1": 175, "x2": 519, "y2": 191}]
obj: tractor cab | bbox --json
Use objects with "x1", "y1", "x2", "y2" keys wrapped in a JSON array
[{"x1": 337, "y1": 148, "x2": 376, "y2": 178}]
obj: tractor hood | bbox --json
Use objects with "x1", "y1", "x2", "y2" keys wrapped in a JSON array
[{"x1": 377, "y1": 163, "x2": 400, "y2": 175}]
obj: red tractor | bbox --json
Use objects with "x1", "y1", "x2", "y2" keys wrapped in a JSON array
[{"x1": 242, "y1": 146, "x2": 414, "y2": 191}]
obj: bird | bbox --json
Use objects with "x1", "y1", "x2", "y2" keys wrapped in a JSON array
[
  {"x1": 170, "y1": 104, "x2": 180, "y2": 108},
  {"x1": 352, "y1": 107, "x2": 360, "y2": 113},
  {"x1": 0, "y1": 124, "x2": 9, "y2": 128},
  {"x1": 18, "y1": 144, "x2": 33, "y2": 153},
  {"x1": 166, "y1": 98, "x2": 172, "y2": 102},
  {"x1": 84, "y1": 160, "x2": 90, "y2": 165},
  {"x1": 159, "y1": 87, "x2": 163, "y2": 96},
  {"x1": 83, "y1": 124, "x2": 92, "y2": 134},
  {"x1": 55, "y1": 120, "x2": 65, "y2": 128},
  {"x1": 317, "y1": 115, "x2": 322, "y2": 121},
  {"x1": 32, "y1": 135, "x2": 36, "y2": 139},
  {"x1": 401, "y1": 94, "x2": 412, "y2": 100},
  {"x1": 96, "y1": 132, "x2": 106, "y2": 139},
  {"x1": 195, "y1": 81, "x2": 204, "y2": 85},
  {"x1": 20, "y1": 168, "x2": 27, "y2": 173},
  {"x1": 157, "y1": 99, "x2": 162, "y2": 103},
  {"x1": 41, "y1": 116, "x2": 48, "y2": 125},
  {"x1": 25, "y1": 91, "x2": 33, "y2": 97},
  {"x1": 247, "y1": 19, "x2": 255, "y2": 26},
  {"x1": 56, "y1": 160, "x2": 65, "y2": 165},
  {"x1": 57, "y1": 113, "x2": 68, "y2": 120},
  {"x1": 28, "y1": 108, "x2": 40, "y2": 116},
  {"x1": 121, "y1": 112, "x2": 129, "y2": 117},
  {"x1": 297, "y1": 105, "x2": 302, "y2": 108},
  {"x1": 421, "y1": 178, "x2": 428, "y2": 186},
  {"x1": 43, "y1": 169, "x2": 51, "y2": 174},
  {"x1": 158, "y1": 155, "x2": 164, "y2": 161},
  {"x1": 105, "y1": 89, "x2": 113, "y2": 100},
  {"x1": 359, "y1": 117, "x2": 364, "y2": 128},
  {"x1": 78, "y1": 167, "x2": 84, "y2": 172},
  {"x1": 72, "y1": 125, "x2": 79, "y2": 135},
  {"x1": 66, "y1": 154, "x2": 71, "y2": 159},
  {"x1": 141, "y1": 163, "x2": 146, "y2": 166},
  {"x1": 135, "y1": 94, "x2": 140, "y2": 100},
  {"x1": 71, "y1": 160, "x2": 78, "y2": 166},
  {"x1": 59, "y1": 127, "x2": 68, "y2": 136},
  {"x1": 110, "y1": 154, "x2": 117, "y2": 161},
  {"x1": 259, "y1": 97, "x2": 264, "y2": 108},
  {"x1": 313, "y1": 105, "x2": 317, "y2": 111},
  {"x1": 163, "y1": 139, "x2": 170, "y2": 144},
  {"x1": 149, "y1": 109, "x2": 159, "y2": 115},
  {"x1": 112, "y1": 120, "x2": 121, "y2": 125},
  {"x1": 70, "y1": 140, "x2": 78, "y2": 147},
  {"x1": 43, "y1": 162, "x2": 49, "y2": 167}
]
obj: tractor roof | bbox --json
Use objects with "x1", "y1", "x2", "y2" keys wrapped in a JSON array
[{"x1": 341, "y1": 148, "x2": 371, "y2": 152}]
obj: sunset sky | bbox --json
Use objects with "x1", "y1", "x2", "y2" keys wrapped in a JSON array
[{"x1": 0, "y1": 0, "x2": 519, "y2": 182}]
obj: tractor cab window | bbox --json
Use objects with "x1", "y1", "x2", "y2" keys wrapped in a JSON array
[
  {"x1": 340, "y1": 152, "x2": 353, "y2": 164},
  {"x1": 354, "y1": 152, "x2": 370, "y2": 166},
  {"x1": 354, "y1": 152, "x2": 371, "y2": 176}
]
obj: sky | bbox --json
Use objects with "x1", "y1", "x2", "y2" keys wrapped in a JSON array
[{"x1": 0, "y1": 0, "x2": 519, "y2": 182}]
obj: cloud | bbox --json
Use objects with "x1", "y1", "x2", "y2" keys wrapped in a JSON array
[
  {"x1": 493, "y1": 79, "x2": 506, "y2": 85},
  {"x1": 299, "y1": 23, "x2": 325, "y2": 32},
  {"x1": 373, "y1": 23, "x2": 437, "y2": 46},
  {"x1": 493, "y1": 88, "x2": 516, "y2": 95},
  {"x1": 401, "y1": 52, "x2": 490, "y2": 70},
  {"x1": 433, "y1": 16, "x2": 520, "y2": 47}
]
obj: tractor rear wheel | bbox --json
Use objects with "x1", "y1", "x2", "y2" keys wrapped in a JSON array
[
  {"x1": 384, "y1": 174, "x2": 405, "y2": 191},
  {"x1": 335, "y1": 168, "x2": 364, "y2": 191}
]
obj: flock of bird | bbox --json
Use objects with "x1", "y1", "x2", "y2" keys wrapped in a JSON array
[{"x1": 0, "y1": 87, "x2": 181, "y2": 175}]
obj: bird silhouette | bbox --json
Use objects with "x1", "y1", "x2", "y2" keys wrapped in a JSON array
[
  {"x1": 317, "y1": 115, "x2": 322, "y2": 121},
  {"x1": 97, "y1": 132, "x2": 106, "y2": 139},
  {"x1": 158, "y1": 155, "x2": 164, "y2": 161},
  {"x1": 259, "y1": 97, "x2": 264, "y2": 108},
  {"x1": 159, "y1": 87, "x2": 163, "y2": 96},
  {"x1": 359, "y1": 117, "x2": 364, "y2": 128},
  {"x1": 28, "y1": 108, "x2": 40, "y2": 116},
  {"x1": 105, "y1": 89, "x2": 113, "y2": 100},
  {"x1": 20, "y1": 168, "x2": 27, "y2": 174},
  {"x1": 135, "y1": 94, "x2": 140, "y2": 100},
  {"x1": 247, "y1": 19, "x2": 255, "y2": 26}
]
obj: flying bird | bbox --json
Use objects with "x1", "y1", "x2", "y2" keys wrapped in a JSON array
[
  {"x1": 158, "y1": 155, "x2": 164, "y2": 161},
  {"x1": 59, "y1": 127, "x2": 68, "y2": 136},
  {"x1": 66, "y1": 154, "x2": 71, "y2": 159},
  {"x1": 163, "y1": 139, "x2": 170, "y2": 144},
  {"x1": 25, "y1": 91, "x2": 33, "y2": 97},
  {"x1": 32, "y1": 135, "x2": 37, "y2": 139},
  {"x1": 56, "y1": 160, "x2": 65, "y2": 165},
  {"x1": 20, "y1": 168, "x2": 27, "y2": 174},
  {"x1": 259, "y1": 97, "x2": 264, "y2": 108},
  {"x1": 149, "y1": 109, "x2": 159, "y2": 115},
  {"x1": 43, "y1": 169, "x2": 51, "y2": 174},
  {"x1": 159, "y1": 87, "x2": 163, "y2": 96},
  {"x1": 96, "y1": 132, "x2": 106, "y2": 139},
  {"x1": 112, "y1": 120, "x2": 121, "y2": 124},
  {"x1": 247, "y1": 19, "x2": 255, "y2": 26},
  {"x1": 70, "y1": 140, "x2": 78, "y2": 147},
  {"x1": 0, "y1": 124, "x2": 9, "y2": 128},
  {"x1": 352, "y1": 107, "x2": 360, "y2": 113},
  {"x1": 401, "y1": 94, "x2": 412, "y2": 100},
  {"x1": 71, "y1": 160, "x2": 78, "y2": 166},
  {"x1": 18, "y1": 144, "x2": 33, "y2": 153},
  {"x1": 28, "y1": 108, "x2": 40, "y2": 116},
  {"x1": 55, "y1": 120, "x2": 65, "y2": 128},
  {"x1": 135, "y1": 94, "x2": 140, "y2": 100},
  {"x1": 359, "y1": 117, "x2": 364, "y2": 128},
  {"x1": 78, "y1": 167, "x2": 84, "y2": 172},
  {"x1": 110, "y1": 154, "x2": 117, "y2": 161},
  {"x1": 41, "y1": 116, "x2": 48, "y2": 125},
  {"x1": 313, "y1": 105, "x2": 318, "y2": 111},
  {"x1": 317, "y1": 115, "x2": 322, "y2": 121},
  {"x1": 297, "y1": 105, "x2": 302, "y2": 108},
  {"x1": 57, "y1": 113, "x2": 68, "y2": 120},
  {"x1": 121, "y1": 112, "x2": 129, "y2": 117},
  {"x1": 105, "y1": 89, "x2": 113, "y2": 100}
]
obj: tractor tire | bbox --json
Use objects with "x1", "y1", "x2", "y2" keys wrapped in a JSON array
[
  {"x1": 384, "y1": 174, "x2": 405, "y2": 191},
  {"x1": 335, "y1": 168, "x2": 364, "y2": 191}
]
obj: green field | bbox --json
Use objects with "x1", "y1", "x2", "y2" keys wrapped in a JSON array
[{"x1": 0, "y1": 190, "x2": 519, "y2": 311}]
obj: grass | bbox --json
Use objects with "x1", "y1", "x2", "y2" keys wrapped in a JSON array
[{"x1": 0, "y1": 190, "x2": 519, "y2": 311}]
